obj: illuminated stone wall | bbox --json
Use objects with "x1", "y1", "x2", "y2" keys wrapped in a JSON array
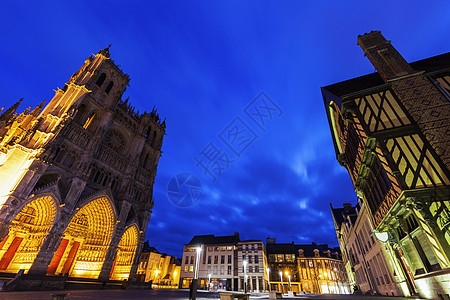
[{"x1": 0, "y1": 46, "x2": 164, "y2": 283}]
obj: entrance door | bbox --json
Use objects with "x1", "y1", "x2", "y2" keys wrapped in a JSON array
[
  {"x1": 0, "y1": 237, "x2": 23, "y2": 270},
  {"x1": 47, "y1": 239, "x2": 69, "y2": 274},
  {"x1": 61, "y1": 241, "x2": 80, "y2": 275}
]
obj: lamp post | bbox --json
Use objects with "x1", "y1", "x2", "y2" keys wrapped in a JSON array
[
  {"x1": 243, "y1": 260, "x2": 247, "y2": 293},
  {"x1": 279, "y1": 271, "x2": 284, "y2": 294},
  {"x1": 266, "y1": 267, "x2": 271, "y2": 292},
  {"x1": 192, "y1": 246, "x2": 202, "y2": 300},
  {"x1": 208, "y1": 273, "x2": 211, "y2": 291},
  {"x1": 288, "y1": 275, "x2": 291, "y2": 292},
  {"x1": 173, "y1": 271, "x2": 178, "y2": 288}
]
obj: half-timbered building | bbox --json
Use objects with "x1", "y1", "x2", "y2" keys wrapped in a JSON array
[{"x1": 322, "y1": 31, "x2": 450, "y2": 299}]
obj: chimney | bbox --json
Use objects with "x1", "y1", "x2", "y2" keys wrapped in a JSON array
[
  {"x1": 343, "y1": 203, "x2": 352, "y2": 211},
  {"x1": 357, "y1": 31, "x2": 414, "y2": 81}
]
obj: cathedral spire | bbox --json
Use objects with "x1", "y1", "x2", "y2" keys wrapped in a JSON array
[
  {"x1": 30, "y1": 100, "x2": 46, "y2": 118},
  {"x1": 0, "y1": 98, "x2": 23, "y2": 122}
]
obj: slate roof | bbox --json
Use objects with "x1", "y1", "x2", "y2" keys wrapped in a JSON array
[
  {"x1": 141, "y1": 241, "x2": 160, "y2": 254},
  {"x1": 188, "y1": 233, "x2": 240, "y2": 245},
  {"x1": 266, "y1": 242, "x2": 341, "y2": 259},
  {"x1": 322, "y1": 52, "x2": 450, "y2": 98},
  {"x1": 331, "y1": 203, "x2": 359, "y2": 228}
]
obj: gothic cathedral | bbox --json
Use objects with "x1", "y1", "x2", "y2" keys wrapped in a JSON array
[{"x1": 0, "y1": 46, "x2": 165, "y2": 282}]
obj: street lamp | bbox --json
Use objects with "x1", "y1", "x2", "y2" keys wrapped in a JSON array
[
  {"x1": 288, "y1": 275, "x2": 291, "y2": 292},
  {"x1": 243, "y1": 260, "x2": 248, "y2": 293},
  {"x1": 266, "y1": 267, "x2": 271, "y2": 292},
  {"x1": 192, "y1": 247, "x2": 202, "y2": 300},
  {"x1": 208, "y1": 273, "x2": 211, "y2": 291},
  {"x1": 279, "y1": 271, "x2": 284, "y2": 294}
]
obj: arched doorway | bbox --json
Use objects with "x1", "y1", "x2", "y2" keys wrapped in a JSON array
[
  {"x1": 0, "y1": 195, "x2": 57, "y2": 273},
  {"x1": 109, "y1": 225, "x2": 138, "y2": 281},
  {"x1": 47, "y1": 196, "x2": 115, "y2": 278}
]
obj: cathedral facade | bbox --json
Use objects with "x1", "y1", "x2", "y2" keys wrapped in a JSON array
[{"x1": 0, "y1": 46, "x2": 164, "y2": 283}]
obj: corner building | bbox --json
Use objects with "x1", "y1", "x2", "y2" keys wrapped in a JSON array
[
  {"x1": 322, "y1": 31, "x2": 450, "y2": 299},
  {"x1": 266, "y1": 238, "x2": 349, "y2": 294},
  {"x1": 331, "y1": 201, "x2": 405, "y2": 296},
  {"x1": 0, "y1": 47, "x2": 165, "y2": 283}
]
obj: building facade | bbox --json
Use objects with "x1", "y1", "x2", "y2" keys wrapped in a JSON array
[
  {"x1": 180, "y1": 233, "x2": 268, "y2": 292},
  {"x1": 0, "y1": 46, "x2": 165, "y2": 286},
  {"x1": 266, "y1": 238, "x2": 349, "y2": 294},
  {"x1": 332, "y1": 201, "x2": 405, "y2": 296},
  {"x1": 323, "y1": 31, "x2": 450, "y2": 299},
  {"x1": 136, "y1": 242, "x2": 180, "y2": 288},
  {"x1": 236, "y1": 240, "x2": 268, "y2": 292}
]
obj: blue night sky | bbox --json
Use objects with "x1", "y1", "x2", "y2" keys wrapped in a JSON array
[{"x1": 1, "y1": 1, "x2": 449, "y2": 258}]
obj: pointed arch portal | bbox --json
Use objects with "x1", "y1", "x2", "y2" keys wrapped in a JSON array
[
  {"x1": 0, "y1": 195, "x2": 56, "y2": 272},
  {"x1": 47, "y1": 196, "x2": 115, "y2": 278},
  {"x1": 109, "y1": 225, "x2": 138, "y2": 281}
]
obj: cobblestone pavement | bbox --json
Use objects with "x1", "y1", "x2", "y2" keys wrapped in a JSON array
[{"x1": 0, "y1": 289, "x2": 424, "y2": 300}]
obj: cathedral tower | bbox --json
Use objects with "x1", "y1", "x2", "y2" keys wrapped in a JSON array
[{"x1": 0, "y1": 46, "x2": 165, "y2": 283}]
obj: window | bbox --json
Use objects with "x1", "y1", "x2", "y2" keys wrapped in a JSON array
[
  {"x1": 213, "y1": 266, "x2": 217, "y2": 275},
  {"x1": 207, "y1": 266, "x2": 211, "y2": 274},
  {"x1": 151, "y1": 131, "x2": 157, "y2": 147},
  {"x1": 227, "y1": 266, "x2": 232, "y2": 275},
  {"x1": 255, "y1": 266, "x2": 259, "y2": 273},
  {"x1": 255, "y1": 255, "x2": 259, "y2": 264},
  {"x1": 105, "y1": 81, "x2": 114, "y2": 94},
  {"x1": 73, "y1": 104, "x2": 86, "y2": 124},
  {"x1": 220, "y1": 266, "x2": 224, "y2": 275},
  {"x1": 286, "y1": 254, "x2": 295, "y2": 263},
  {"x1": 242, "y1": 245, "x2": 246, "y2": 250},
  {"x1": 249, "y1": 266, "x2": 253, "y2": 273},
  {"x1": 96, "y1": 73, "x2": 106, "y2": 87},
  {"x1": 254, "y1": 244, "x2": 258, "y2": 253},
  {"x1": 184, "y1": 266, "x2": 188, "y2": 272},
  {"x1": 208, "y1": 256, "x2": 211, "y2": 264},
  {"x1": 221, "y1": 255, "x2": 225, "y2": 264},
  {"x1": 214, "y1": 256, "x2": 218, "y2": 264},
  {"x1": 185, "y1": 256, "x2": 189, "y2": 264},
  {"x1": 228, "y1": 255, "x2": 232, "y2": 264},
  {"x1": 189, "y1": 266, "x2": 194, "y2": 272},
  {"x1": 83, "y1": 112, "x2": 96, "y2": 130},
  {"x1": 275, "y1": 254, "x2": 284, "y2": 263},
  {"x1": 248, "y1": 256, "x2": 252, "y2": 263}
]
